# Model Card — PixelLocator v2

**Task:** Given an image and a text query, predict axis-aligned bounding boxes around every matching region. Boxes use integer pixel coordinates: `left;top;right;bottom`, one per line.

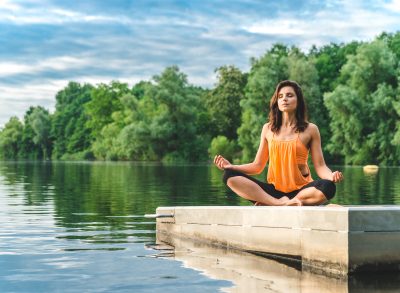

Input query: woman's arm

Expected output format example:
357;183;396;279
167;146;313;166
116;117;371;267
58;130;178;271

309;124;343;182
214;123;269;175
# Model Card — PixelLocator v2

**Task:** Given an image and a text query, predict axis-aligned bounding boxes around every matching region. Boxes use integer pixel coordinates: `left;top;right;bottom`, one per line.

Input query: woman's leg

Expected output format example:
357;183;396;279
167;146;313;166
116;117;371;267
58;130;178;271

226;176;285;205
223;169;301;206
293;187;327;205
293;179;336;205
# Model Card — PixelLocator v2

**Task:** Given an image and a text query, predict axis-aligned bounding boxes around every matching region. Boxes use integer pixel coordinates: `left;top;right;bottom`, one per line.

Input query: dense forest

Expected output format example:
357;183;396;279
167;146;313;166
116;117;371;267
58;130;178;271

1;32;400;165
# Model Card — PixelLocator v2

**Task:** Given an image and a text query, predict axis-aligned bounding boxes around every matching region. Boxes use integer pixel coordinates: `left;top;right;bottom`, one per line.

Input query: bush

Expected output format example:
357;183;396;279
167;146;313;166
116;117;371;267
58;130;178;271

208;136;237;162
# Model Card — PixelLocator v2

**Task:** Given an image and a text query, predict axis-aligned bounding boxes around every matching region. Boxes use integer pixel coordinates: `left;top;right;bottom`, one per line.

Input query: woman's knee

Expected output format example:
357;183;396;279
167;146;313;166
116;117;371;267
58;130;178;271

315;189;328;204
222;168;242;185
317;179;336;201
295;187;328;205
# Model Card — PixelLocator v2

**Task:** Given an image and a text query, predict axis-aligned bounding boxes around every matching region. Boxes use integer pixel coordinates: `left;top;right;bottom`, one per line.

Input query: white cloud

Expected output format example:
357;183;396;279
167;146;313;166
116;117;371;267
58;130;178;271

245;20;306;36
0;84;55;126
0;0;21;11
383;0;400;12
241;2;400;54
0;56;92;77
0;5;131;25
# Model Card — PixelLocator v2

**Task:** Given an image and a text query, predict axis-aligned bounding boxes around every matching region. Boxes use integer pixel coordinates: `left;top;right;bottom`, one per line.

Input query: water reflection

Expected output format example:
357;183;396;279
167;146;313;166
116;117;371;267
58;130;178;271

155;235;400;293
333;166;400;205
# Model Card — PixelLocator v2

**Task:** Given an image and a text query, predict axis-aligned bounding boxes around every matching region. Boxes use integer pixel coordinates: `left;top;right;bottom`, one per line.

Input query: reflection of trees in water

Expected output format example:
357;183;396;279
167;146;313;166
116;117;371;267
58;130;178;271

331;166;400;205
0;162;245;231
0;161;54;205
1;162;399;228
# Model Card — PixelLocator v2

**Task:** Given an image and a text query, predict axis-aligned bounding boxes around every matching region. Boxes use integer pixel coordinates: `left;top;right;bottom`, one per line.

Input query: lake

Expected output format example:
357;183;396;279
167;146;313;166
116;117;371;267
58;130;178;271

0;161;399;292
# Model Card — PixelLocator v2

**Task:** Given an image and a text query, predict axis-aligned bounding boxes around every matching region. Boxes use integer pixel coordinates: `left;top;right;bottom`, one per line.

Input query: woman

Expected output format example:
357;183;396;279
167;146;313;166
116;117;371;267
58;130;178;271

214;80;343;206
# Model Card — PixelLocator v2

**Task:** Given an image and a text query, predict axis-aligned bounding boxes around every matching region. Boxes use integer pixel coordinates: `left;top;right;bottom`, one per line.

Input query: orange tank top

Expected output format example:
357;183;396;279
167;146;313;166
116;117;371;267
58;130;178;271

267;133;313;192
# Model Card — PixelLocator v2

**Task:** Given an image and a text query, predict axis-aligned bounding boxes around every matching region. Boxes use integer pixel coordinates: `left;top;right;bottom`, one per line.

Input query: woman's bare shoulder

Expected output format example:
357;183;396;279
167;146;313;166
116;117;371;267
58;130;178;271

262;122;272;139
306;123;320;136
263;122;272;133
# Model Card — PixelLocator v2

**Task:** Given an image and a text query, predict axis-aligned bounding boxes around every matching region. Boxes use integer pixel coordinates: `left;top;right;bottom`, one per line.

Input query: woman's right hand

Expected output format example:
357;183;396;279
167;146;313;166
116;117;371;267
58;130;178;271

213;155;232;170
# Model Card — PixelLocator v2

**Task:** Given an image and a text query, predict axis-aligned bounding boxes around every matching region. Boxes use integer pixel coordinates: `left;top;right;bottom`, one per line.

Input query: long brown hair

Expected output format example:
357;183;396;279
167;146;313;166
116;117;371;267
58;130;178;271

269;80;309;133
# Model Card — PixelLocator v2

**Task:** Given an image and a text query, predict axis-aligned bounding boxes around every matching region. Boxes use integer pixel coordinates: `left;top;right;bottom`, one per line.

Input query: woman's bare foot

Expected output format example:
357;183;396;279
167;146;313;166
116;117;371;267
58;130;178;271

284;198;303;206
255;196;290;206
280;196;290;203
254;196;302;206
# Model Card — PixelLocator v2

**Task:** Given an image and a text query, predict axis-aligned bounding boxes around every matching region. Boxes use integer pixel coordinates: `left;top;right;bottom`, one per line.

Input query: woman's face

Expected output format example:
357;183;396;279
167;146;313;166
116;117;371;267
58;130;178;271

277;86;297;113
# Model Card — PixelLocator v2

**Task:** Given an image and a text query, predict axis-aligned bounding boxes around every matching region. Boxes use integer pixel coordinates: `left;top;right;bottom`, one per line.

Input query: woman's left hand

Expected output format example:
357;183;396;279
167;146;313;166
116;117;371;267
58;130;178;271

332;171;344;183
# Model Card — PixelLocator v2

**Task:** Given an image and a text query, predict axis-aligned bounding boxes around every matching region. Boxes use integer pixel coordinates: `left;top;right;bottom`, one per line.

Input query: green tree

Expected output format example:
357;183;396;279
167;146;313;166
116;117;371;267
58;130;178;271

91;122;121;160
86;81;131;159
27;106;52;159
205;65;247;139
131;81;152;100
113;90;160;160
91;69;208;162
340;40;397;97
52;82;93;158
0;117;24;159
325;85;369;164
19;107;39;159
378;31;400;60
85;81;130;139
148;66;205;161
311;41;360;94
208;136;236;161
367;84;400;164
324;40;399;165
91;82;157;160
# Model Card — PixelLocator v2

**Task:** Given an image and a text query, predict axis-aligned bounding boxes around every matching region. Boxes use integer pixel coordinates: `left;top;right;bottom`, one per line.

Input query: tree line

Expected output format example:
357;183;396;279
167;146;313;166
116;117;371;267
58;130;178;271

1;32;400;165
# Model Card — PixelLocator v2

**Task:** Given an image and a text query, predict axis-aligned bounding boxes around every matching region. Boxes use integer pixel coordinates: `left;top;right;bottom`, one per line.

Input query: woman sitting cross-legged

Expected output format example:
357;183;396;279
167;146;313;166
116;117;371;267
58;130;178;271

214;80;343;206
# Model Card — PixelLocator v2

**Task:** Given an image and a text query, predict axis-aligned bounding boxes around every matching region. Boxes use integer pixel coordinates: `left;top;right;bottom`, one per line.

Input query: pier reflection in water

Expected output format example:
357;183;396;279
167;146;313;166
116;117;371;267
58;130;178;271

154;234;400;293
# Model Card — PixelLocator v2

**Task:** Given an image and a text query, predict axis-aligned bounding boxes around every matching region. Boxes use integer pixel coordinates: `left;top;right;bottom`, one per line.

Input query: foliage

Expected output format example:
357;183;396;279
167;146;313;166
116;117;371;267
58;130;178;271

20;107;40;159
204;65;247;139
85;81;130;139
208;136;237;162
0;117;23;159
52;82;93;158
27;106;52;159
148;66;207;161
324;40;400;165
310;41;360;93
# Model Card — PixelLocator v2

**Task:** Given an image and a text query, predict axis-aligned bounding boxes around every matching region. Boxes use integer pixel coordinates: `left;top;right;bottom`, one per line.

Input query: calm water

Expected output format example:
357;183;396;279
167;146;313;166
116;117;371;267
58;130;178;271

0;161;399;292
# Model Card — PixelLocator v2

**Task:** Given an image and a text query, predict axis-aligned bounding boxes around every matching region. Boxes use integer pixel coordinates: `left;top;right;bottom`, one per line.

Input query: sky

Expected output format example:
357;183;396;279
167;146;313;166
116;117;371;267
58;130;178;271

0;0;400;127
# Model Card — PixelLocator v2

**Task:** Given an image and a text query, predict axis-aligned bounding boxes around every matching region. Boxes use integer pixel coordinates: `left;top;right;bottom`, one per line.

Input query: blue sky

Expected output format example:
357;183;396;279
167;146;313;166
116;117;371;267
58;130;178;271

0;0;400;126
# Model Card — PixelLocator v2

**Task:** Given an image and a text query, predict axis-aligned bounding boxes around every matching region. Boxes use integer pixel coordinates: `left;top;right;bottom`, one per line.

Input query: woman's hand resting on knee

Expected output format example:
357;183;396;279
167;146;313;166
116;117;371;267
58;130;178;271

332;171;344;183
214;155;233;170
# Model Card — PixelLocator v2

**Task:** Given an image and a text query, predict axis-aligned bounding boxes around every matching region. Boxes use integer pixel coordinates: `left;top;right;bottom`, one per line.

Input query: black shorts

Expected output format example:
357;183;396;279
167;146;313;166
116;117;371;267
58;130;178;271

223;169;336;201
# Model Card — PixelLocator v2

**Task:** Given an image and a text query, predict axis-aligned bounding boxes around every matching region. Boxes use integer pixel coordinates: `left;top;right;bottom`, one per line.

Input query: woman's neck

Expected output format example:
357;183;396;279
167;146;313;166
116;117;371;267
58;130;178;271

281;112;297;128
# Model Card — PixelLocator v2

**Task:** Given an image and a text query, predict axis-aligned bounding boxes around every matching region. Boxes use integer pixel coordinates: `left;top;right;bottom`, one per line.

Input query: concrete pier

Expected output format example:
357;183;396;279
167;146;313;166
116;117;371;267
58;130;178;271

155;206;400;276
